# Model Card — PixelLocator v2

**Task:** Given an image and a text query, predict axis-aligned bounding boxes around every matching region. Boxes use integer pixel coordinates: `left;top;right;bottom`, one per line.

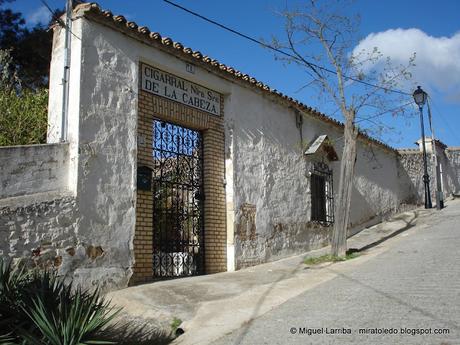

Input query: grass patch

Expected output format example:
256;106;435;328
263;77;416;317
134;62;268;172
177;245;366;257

304;252;360;265
171;317;182;333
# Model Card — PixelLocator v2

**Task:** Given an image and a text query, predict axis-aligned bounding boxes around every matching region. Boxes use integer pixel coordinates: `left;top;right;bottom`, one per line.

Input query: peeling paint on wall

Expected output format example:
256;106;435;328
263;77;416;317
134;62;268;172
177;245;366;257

0;143;69;199
235;219;331;270
236;203;257;241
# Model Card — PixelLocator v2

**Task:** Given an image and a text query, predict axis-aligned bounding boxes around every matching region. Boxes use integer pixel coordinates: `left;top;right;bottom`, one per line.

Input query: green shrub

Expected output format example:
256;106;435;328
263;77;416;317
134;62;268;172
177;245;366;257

0;259;120;345
0;87;48;146
0;49;49;147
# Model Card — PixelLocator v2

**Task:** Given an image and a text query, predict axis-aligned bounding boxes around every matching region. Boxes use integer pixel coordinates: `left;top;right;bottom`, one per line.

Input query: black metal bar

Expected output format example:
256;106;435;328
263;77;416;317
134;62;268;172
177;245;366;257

418;106;432;209
152;119;204;278
311;162;334;226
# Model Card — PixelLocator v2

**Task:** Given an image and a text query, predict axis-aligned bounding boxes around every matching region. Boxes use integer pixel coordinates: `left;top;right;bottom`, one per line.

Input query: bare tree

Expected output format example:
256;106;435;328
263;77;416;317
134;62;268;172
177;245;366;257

270;0;414;256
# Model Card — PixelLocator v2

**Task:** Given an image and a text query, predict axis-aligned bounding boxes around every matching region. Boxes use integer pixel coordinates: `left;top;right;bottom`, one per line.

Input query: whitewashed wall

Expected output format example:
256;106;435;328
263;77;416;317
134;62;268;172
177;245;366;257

224;84;416;268
44;14;235;289
0;143;69;199
1;16;137;291
46;17;138;289
351;144;415;230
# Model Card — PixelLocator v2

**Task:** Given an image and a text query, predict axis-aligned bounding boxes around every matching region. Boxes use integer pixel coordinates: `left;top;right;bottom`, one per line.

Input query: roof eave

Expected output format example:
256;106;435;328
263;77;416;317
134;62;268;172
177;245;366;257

72;2;398;155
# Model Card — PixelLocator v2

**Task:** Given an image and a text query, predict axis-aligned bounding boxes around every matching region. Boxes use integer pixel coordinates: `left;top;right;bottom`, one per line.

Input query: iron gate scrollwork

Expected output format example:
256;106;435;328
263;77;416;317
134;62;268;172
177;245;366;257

310;161;334;225
152;120;204;278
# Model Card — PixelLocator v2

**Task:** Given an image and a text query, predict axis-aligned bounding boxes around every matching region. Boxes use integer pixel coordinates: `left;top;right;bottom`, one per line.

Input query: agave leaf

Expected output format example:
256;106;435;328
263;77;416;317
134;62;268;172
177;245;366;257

0;332;17;345
21;297;61;345
1;261;121;345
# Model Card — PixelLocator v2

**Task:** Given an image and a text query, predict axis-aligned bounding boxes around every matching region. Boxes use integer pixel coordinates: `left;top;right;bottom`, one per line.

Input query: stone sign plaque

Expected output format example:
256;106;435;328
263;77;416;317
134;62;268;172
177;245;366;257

140;63;221;116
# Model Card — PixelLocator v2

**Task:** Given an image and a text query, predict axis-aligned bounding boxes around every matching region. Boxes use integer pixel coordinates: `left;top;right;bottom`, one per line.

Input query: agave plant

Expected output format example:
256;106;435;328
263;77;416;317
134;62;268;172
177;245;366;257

20;285;119;345
0;259;120;345
0;259;31;343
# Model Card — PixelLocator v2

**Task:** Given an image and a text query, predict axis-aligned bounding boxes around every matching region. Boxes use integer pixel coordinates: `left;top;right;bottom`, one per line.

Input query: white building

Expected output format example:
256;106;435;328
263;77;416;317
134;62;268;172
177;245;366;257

1;3;459;291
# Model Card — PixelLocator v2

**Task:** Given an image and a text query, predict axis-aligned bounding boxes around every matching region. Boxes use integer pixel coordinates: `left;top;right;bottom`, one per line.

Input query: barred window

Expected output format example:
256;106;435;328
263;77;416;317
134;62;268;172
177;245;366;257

310;162;334;225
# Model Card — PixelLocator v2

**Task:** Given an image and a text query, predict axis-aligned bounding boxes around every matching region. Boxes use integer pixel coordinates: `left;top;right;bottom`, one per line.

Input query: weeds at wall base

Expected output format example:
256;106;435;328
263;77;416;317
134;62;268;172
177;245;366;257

303;252;360;266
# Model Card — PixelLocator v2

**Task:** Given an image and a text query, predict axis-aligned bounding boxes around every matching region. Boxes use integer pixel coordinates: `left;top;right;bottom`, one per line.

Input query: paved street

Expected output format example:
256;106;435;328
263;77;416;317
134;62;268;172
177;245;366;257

213;199;460;345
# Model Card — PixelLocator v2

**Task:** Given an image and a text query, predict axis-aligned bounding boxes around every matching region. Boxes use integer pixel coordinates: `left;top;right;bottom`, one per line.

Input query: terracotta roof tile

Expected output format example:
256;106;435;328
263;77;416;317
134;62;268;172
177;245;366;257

151;32;161;40
138;26;149;35
161;37;173;45
113;15;126;24
73;2;397;154
173;42;183;50
193;51;203;59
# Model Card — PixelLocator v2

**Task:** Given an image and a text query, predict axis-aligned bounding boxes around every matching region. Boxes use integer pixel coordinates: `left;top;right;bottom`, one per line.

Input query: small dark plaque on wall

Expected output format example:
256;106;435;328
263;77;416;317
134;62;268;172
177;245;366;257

137;166;152;191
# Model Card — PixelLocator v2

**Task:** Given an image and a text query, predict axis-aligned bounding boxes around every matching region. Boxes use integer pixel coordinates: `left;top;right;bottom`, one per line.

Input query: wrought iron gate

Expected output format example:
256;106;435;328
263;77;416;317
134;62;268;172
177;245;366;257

152;120;204;278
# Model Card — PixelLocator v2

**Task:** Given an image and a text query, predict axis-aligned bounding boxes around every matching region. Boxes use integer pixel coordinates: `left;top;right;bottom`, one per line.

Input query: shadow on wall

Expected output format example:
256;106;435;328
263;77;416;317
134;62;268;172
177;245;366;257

348;185;384;237
349;148;419;234
234;114;298;164
347;184;416;238
397;152;429;203
231;88;345;164
397;158;419;204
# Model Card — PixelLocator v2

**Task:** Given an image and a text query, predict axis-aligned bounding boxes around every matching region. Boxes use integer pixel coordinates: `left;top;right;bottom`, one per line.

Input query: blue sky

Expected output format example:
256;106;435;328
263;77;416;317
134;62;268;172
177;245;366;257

9;0;460;148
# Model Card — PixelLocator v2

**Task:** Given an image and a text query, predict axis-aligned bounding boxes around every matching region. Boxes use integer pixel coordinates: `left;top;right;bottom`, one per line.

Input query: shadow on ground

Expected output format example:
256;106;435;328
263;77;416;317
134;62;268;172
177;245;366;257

230;261;304;344
354;210;420;253
326;267;460;332
232;210;423;344
101;315;174;345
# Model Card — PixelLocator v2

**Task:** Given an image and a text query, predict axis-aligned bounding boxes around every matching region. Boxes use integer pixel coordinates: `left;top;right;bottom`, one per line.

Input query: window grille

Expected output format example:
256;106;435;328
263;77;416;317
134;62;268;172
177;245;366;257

310;162;334;225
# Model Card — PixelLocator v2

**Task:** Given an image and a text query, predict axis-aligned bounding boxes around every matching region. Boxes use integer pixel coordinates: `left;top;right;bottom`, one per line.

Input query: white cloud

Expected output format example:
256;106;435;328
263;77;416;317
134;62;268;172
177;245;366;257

352;28;460;101
27;6;51;26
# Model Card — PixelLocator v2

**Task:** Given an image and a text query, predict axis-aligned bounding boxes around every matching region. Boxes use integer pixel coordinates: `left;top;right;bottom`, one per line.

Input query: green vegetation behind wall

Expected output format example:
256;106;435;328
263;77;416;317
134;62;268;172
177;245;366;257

0;87;48;146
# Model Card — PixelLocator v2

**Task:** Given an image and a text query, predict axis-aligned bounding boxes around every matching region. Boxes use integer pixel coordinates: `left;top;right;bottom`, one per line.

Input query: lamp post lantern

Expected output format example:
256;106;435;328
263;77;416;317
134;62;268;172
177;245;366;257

413;86;432;209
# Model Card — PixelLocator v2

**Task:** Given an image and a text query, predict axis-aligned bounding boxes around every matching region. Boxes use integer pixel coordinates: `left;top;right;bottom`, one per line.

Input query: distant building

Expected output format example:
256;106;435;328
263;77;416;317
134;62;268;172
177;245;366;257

415;137;447;154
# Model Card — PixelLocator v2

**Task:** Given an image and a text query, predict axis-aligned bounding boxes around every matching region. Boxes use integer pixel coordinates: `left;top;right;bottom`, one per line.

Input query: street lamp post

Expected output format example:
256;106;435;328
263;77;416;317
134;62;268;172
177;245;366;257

413;86;432;209
427;101;444;210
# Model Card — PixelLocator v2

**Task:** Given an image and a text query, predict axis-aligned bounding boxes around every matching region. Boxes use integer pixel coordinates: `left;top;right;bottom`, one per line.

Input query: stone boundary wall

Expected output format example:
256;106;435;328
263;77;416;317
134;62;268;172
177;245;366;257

0;195;77;269
0;195;128;292
445;148;460;195
398;148;460;203
397;150;429;203
0;143;69;199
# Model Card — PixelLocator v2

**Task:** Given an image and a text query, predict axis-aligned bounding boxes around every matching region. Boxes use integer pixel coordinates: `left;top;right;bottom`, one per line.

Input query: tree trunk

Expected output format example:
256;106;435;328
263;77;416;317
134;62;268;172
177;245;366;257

331;114;358;257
